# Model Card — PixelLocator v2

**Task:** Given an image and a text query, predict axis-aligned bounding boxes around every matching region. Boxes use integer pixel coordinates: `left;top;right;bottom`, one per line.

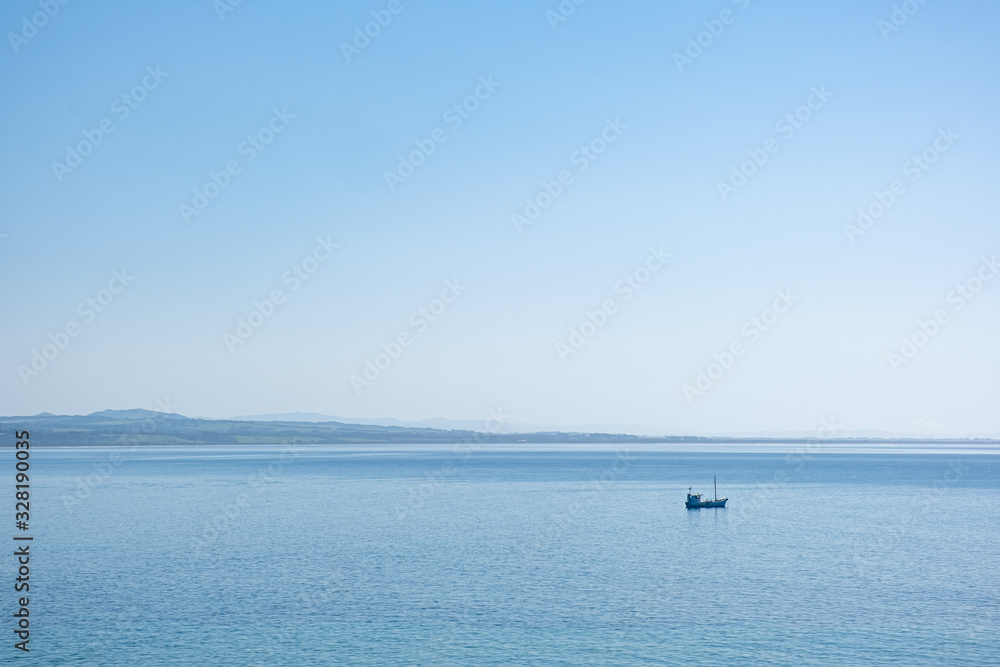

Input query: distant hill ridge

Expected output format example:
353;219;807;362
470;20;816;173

0;410;998;447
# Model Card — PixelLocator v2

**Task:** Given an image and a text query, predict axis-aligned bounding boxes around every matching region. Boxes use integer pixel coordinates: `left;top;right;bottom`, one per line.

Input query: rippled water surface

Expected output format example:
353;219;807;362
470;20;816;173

23;446;1000;665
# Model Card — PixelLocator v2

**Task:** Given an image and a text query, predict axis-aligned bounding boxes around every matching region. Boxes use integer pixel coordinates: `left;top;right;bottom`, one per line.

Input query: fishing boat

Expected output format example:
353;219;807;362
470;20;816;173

685;476;728;509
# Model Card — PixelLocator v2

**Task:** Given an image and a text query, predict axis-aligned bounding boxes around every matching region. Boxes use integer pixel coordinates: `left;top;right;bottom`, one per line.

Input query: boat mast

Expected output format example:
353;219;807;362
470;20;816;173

714;476;717;500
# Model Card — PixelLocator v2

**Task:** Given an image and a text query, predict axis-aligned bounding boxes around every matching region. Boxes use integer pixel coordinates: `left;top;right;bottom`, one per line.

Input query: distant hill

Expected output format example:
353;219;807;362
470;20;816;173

0;410;656;447
1;410;998;447
228;413;988;440
90;409;189;421
230;412;497;431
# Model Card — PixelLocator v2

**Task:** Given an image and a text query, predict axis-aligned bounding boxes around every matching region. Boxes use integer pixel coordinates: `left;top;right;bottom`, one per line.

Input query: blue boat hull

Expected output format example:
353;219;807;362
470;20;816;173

686;498;727;509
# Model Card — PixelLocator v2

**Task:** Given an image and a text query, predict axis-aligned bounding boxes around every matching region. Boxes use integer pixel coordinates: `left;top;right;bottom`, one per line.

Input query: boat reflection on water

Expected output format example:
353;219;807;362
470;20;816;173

685;476;728;509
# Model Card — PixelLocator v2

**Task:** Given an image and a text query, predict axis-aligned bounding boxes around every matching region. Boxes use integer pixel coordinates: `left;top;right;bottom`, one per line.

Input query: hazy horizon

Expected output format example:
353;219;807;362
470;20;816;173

2;1;998;438
4;407;1000;441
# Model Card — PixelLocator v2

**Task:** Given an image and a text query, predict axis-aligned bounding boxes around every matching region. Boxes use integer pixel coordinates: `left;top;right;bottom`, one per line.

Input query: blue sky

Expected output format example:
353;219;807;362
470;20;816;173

1;0;998;436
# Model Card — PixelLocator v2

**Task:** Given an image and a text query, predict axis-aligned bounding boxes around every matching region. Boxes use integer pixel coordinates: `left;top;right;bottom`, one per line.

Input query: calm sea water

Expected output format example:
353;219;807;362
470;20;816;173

19;445;1000;665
